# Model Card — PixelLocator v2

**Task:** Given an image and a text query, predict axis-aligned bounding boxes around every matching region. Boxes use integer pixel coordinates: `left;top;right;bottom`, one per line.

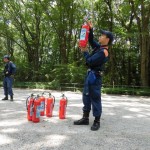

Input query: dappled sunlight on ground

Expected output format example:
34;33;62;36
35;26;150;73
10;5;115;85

0;134;16;145
0;88;150;150
1;128;18;133
44;134;68;147
0;119;27;127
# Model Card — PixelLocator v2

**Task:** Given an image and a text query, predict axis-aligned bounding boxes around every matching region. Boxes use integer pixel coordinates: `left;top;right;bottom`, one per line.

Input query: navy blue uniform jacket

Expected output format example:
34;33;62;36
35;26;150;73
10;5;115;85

4;61;16;77
83;28;108;71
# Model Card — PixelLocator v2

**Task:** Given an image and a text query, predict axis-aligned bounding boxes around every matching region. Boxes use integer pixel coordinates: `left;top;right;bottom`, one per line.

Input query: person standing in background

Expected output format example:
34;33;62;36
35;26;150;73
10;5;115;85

2;55;16;101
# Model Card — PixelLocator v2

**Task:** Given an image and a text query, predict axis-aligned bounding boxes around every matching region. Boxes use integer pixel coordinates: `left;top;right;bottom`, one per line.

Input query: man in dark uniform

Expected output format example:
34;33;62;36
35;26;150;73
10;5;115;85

74;21;114;131
2;55;16;101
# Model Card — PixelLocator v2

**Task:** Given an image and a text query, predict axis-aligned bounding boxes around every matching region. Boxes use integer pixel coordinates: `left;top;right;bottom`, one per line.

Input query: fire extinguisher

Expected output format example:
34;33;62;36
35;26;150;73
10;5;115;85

46;93;55;117
79;23;90;48
39;93;45;116
59;94;68;119
32;95;41;123
26;94;34;121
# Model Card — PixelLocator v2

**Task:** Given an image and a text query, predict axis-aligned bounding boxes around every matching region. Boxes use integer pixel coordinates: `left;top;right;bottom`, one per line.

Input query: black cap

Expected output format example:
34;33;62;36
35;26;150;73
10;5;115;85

3;55;10;59
100;30;114;45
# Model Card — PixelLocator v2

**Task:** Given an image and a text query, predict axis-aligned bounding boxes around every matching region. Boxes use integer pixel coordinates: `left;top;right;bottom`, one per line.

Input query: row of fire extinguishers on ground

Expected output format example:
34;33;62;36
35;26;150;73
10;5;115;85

26;92;68;123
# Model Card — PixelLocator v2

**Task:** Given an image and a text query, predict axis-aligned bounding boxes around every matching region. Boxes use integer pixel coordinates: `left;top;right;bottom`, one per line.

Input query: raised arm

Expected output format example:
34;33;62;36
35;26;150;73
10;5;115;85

87;21;100;50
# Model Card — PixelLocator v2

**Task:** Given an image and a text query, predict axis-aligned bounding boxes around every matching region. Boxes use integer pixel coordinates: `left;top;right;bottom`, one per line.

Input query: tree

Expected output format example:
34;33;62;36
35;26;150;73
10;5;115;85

0;0;149;87
129;0;150;86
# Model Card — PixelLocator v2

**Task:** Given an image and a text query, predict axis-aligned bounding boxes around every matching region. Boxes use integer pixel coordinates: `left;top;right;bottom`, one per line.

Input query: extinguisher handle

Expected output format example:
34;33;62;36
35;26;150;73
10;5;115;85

48;92;52;97
62;94;68;107
48;92;55;106
43;91;52;96
26;93;35;110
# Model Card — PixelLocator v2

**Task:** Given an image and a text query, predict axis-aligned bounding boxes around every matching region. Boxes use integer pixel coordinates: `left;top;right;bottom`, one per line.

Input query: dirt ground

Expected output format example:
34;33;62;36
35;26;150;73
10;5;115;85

0;88;150;150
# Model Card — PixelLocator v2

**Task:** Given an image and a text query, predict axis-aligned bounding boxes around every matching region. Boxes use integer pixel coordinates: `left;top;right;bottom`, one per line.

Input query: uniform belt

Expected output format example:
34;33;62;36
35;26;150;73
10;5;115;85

87;69;103;76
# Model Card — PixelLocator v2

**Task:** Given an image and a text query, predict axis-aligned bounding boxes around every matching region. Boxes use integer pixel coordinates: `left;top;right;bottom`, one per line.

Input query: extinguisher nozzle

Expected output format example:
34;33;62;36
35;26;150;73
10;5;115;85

31;93;34;97
49;93;51;97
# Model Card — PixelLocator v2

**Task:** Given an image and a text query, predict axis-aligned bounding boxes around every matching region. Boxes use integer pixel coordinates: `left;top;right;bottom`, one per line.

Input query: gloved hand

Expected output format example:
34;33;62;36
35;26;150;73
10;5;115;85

79;46;88;52
78;41;89;52
86;20;93;29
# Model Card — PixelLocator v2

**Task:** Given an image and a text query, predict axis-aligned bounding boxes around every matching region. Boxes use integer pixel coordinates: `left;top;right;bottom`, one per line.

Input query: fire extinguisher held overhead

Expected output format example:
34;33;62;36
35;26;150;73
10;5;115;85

39;93;45;116
59;94;68;119
79;21;90;48
32;95;41;123
26;94;34;121
46;93;55;117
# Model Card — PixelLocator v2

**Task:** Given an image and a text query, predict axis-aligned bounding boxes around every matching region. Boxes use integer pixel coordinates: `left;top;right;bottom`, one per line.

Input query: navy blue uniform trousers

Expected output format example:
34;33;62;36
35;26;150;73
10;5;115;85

3;76;14;96
82;72;102;117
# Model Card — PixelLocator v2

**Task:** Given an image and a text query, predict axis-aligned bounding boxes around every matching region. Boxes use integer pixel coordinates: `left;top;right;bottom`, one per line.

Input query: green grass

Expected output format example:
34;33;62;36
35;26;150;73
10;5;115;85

102;87;150;96
14;81;60;90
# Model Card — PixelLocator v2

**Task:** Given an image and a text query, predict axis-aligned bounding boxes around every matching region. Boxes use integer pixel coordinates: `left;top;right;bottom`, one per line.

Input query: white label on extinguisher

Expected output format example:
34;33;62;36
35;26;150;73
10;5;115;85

36;106;40;118
40;101;45;112
80;28;86;40
30;105;33;116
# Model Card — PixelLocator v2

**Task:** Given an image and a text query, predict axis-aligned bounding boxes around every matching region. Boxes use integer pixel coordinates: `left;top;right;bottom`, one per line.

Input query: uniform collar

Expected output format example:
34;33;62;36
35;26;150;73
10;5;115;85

100;45;108;50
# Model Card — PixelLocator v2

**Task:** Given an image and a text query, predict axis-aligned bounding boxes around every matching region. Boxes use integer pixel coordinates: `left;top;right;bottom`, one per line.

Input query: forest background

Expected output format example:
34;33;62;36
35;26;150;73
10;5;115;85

0;0;150;94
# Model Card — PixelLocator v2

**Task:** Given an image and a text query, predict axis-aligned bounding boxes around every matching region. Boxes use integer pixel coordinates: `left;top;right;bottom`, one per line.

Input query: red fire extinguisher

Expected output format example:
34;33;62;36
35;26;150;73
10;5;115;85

39;93;45;116
32;95;41;123
79;23;90;48
59;94;68;119
26;94;34;121
46;93;55;117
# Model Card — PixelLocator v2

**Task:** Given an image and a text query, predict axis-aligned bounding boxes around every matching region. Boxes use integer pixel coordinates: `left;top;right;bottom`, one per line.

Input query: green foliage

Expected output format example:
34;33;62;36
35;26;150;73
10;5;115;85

13;81;60;90
1;81;148;96
102;87;150;96
51;64;86;84
0;0;149;86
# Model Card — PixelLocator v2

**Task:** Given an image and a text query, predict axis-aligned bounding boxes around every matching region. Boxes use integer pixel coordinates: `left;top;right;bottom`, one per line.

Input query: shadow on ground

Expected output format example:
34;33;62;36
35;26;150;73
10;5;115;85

0;88;150;150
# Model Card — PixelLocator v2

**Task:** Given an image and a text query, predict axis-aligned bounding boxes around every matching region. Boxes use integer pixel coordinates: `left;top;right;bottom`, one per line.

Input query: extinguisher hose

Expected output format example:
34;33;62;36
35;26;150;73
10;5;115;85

26;94;34;111
31;98;36;112
66;97;68;107
26;96;30;111
53;96;55;108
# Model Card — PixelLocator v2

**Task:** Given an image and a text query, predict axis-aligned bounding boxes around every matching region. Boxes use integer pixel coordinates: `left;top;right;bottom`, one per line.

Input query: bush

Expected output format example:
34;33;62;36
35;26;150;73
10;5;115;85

102;87;150;96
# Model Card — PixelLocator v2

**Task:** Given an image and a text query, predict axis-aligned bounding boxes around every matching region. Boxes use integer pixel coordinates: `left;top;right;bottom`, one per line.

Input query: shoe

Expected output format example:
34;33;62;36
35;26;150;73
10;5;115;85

2;96;8;101
74;111;89;125
10;95;13;101
74;118;89;125
91;121;100;131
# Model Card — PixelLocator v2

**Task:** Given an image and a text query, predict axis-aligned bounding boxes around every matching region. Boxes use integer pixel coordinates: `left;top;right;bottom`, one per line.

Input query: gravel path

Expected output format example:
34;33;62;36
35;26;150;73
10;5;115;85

0;88;150;150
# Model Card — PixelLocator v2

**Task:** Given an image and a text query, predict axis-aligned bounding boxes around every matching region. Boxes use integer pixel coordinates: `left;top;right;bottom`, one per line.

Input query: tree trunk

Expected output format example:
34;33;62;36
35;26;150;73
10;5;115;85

140;0;150;86
141;30;150;86
105;0;115;85
129;0;150;86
